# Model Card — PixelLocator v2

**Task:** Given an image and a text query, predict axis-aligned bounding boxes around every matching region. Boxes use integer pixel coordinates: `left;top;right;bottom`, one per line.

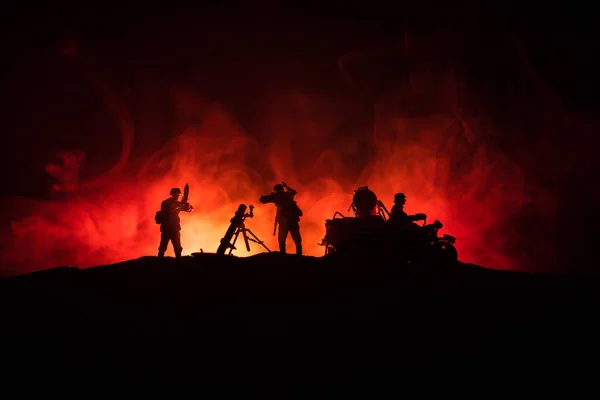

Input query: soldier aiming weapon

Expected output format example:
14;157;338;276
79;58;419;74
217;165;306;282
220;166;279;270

260;181;303;255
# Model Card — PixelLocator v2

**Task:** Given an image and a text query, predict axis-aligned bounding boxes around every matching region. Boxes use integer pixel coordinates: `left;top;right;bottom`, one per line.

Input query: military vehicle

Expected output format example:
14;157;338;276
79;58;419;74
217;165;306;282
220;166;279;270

319;186;458;264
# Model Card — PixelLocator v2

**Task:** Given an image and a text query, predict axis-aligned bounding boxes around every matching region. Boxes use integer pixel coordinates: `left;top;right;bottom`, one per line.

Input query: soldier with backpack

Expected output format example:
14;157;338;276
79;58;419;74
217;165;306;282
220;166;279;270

154;184;193;258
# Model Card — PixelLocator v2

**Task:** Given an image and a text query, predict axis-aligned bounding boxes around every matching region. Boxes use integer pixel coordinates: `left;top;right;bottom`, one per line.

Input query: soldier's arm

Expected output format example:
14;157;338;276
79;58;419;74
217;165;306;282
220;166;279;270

171;201;192;212
180;203;193;212
282;181;297;196
259;194;275;204
408;213;427;221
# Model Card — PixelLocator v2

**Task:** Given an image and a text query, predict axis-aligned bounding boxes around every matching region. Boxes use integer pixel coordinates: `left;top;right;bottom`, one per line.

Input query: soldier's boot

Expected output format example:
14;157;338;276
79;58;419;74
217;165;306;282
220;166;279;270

296;244;302;256
174;244;183;259
158;252;165;258
279;243;287;254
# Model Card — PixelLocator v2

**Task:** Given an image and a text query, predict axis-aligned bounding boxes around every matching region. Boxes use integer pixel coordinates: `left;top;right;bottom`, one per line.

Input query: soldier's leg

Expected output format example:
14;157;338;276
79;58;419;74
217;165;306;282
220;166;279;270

277;219;289;254
158;231;170;257
289;223;302;255
172;231;183;258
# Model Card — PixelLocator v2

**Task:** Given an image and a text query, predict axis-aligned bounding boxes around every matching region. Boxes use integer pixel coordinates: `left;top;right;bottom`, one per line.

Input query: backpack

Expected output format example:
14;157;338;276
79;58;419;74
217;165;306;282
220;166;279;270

293;201;303;217
285;201;303;219
154;210;164;224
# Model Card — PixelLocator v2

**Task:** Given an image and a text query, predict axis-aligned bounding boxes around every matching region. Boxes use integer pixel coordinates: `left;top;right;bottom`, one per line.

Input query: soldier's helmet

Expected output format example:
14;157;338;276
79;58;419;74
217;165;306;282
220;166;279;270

394;192;407;203
170;188;182;195
273;184;284;192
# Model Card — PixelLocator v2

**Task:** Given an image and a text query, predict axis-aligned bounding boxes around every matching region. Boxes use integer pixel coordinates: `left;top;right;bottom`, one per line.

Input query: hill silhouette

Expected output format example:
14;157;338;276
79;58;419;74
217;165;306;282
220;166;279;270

2;252;600;389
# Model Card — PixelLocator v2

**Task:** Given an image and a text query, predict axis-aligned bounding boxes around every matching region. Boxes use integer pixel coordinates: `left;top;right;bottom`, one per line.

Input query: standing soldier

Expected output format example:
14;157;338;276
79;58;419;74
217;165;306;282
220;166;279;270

259;182;303;255
155;186;193;258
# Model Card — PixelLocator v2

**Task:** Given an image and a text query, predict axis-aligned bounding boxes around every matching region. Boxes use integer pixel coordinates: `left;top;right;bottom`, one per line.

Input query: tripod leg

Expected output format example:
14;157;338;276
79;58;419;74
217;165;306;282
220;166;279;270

245;229;271;253
242;229;251;252
229;228;242;256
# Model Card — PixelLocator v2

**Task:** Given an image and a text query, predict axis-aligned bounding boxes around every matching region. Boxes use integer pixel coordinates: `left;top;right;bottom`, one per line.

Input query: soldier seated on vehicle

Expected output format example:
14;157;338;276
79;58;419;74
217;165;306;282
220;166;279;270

389;193;427;228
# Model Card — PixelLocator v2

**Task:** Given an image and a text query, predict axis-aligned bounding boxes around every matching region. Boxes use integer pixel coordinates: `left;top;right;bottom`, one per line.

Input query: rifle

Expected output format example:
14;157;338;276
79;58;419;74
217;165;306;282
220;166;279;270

273;212;279;236
156;183;193;224
182;183;189;204
176;183;194;212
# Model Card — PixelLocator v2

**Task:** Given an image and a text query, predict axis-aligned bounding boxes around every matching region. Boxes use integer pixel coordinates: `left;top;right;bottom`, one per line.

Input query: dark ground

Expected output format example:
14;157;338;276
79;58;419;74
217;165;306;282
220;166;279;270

2;253;599;391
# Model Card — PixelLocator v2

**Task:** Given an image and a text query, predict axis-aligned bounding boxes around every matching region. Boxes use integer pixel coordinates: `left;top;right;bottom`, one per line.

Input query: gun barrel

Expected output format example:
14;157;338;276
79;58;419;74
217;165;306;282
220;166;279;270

216;204;248;255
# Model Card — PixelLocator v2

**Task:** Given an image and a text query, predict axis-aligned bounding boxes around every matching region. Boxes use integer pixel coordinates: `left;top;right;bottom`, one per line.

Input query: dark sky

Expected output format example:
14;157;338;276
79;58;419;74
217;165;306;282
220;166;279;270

3;2;598;98
1;2;598;199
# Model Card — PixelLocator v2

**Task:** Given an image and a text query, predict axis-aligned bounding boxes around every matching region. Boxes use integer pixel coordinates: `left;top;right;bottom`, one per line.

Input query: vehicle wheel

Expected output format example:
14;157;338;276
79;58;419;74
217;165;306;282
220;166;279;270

431;241;458;264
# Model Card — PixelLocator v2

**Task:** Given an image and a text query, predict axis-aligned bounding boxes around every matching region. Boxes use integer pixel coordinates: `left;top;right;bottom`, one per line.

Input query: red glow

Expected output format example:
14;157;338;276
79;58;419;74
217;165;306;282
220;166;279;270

0;36;567;276
2;100;533;275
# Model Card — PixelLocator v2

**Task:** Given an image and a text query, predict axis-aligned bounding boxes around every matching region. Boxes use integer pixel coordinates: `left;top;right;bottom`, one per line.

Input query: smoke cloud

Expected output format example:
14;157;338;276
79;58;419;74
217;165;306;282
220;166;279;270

0;30;591;277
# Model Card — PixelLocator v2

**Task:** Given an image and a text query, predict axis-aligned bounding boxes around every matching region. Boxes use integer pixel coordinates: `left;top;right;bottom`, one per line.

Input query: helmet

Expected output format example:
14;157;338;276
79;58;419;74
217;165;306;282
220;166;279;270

394;192;407;202
273;184;284;192
170;188;182;195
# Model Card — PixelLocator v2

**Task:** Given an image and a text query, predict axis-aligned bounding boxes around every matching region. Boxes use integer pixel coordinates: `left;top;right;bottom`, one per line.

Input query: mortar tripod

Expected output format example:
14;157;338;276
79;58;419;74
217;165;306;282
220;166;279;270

228;220;271;255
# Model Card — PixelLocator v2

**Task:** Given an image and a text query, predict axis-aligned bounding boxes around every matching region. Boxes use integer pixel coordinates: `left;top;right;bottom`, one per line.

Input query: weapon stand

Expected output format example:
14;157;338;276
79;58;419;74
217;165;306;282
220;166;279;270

225;205;271;255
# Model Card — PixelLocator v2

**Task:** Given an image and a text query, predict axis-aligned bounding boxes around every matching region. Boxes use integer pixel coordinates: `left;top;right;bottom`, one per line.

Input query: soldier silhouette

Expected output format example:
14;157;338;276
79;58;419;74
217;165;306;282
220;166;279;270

156;187;193;258
259;182;303;255
389;193;427;226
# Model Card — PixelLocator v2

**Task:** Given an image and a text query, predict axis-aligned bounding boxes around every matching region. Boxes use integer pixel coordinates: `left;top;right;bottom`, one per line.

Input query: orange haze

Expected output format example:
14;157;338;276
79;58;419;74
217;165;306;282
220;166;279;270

0;38;567;276
3;102;526;274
